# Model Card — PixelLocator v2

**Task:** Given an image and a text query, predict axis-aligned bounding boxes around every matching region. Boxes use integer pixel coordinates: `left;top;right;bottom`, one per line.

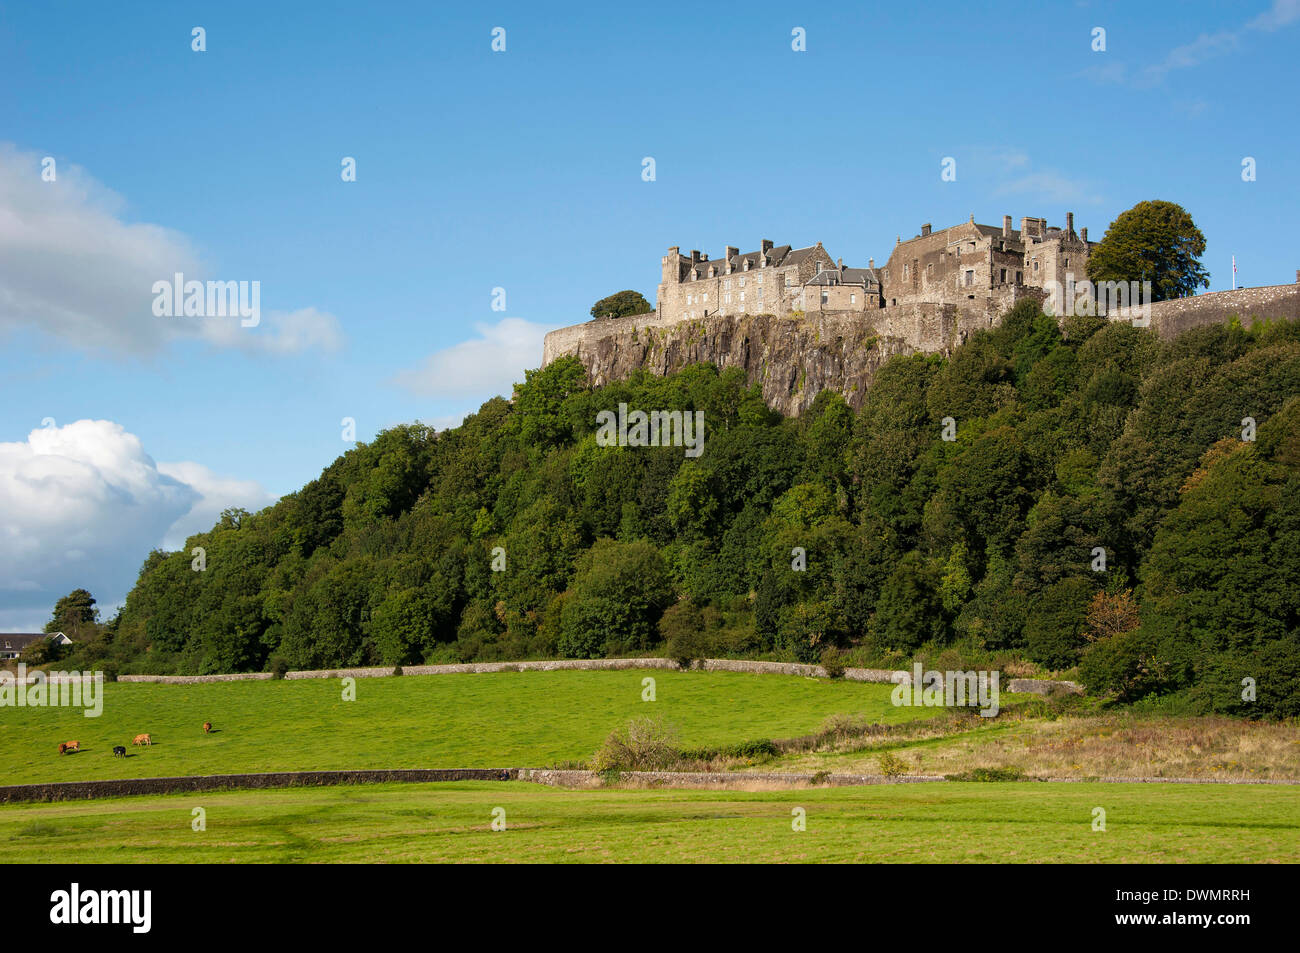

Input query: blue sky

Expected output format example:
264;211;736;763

1;0;1298;628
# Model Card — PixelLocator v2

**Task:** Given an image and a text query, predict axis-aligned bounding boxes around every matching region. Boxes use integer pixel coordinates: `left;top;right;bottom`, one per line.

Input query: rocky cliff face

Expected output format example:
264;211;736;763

548;311;919;417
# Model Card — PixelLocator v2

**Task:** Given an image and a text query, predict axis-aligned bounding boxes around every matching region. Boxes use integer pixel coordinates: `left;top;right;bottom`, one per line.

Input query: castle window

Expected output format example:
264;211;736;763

964;270;974;287
850;293;857;305
1016;271;1022;283
756;276;763;286
903;264;909;280
739;277;745;287
1033;259;1039;272
1000;268;1006;283
821;292;828;305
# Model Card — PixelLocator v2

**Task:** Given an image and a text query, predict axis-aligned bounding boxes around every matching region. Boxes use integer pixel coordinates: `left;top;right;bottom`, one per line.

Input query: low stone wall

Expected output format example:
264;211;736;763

1007;678;1083;695
116;659;1079;695
515;769;945;789
119;672;274;684
0;769;511;804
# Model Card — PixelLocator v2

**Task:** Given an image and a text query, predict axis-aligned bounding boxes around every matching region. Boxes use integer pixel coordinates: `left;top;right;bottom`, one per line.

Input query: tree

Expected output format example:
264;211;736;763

1086;200;1210;302
590;290;652;320
45;588;98;637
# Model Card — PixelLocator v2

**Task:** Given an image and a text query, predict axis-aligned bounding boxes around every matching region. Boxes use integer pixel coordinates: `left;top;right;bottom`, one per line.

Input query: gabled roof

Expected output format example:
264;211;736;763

0;632;64;652
685;242;821;279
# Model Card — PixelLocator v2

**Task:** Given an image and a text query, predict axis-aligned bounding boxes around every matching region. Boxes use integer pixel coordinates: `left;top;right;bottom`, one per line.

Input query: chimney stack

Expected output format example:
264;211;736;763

1081;227;1088;242
1066;212;1074;237
1003;215;1012;238
837;257;843;269
869;258;875;269
690;250;700;263
761;239;773;254
921;223;932;236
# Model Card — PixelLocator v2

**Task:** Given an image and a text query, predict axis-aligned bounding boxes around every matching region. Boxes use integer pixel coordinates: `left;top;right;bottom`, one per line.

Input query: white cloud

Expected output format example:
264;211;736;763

1138;1;1298;84
392;317;553;399
0;420;276;630
1249;0;1300;30
994;171;1105;206
0;143;341;356
156;461;278;550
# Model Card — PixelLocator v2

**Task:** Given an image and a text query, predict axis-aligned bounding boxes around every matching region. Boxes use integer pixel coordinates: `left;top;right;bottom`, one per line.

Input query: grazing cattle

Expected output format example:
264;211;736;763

113;745;127;757
203;722;212;734
64;740;80;752
57;743;67;755
133;733;151;746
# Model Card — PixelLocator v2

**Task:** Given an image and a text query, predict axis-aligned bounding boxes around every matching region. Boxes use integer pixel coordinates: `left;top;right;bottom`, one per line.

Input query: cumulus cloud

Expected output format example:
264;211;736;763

155;461;278;550
391;317;553;399
0;420;276;630
0;143;342;356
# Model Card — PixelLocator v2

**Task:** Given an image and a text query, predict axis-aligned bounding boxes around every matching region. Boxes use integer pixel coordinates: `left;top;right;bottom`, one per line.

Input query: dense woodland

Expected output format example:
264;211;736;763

53;302;1300;716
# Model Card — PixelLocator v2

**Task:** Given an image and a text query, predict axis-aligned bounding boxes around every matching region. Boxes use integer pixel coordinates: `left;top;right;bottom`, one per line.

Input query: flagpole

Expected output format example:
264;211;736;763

1232;255;1236;290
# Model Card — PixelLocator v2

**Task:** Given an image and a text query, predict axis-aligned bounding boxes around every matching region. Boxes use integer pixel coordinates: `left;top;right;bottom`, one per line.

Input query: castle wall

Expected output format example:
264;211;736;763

1108;281;1300;338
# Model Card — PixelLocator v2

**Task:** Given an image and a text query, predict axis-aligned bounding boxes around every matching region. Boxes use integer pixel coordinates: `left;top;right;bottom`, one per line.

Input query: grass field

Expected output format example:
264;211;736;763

0;670;938;784
762;713;1300;781
2;780;1297;863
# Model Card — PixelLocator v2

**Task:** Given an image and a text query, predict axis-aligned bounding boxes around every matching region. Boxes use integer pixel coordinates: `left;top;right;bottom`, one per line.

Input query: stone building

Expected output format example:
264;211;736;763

654;212;1093;325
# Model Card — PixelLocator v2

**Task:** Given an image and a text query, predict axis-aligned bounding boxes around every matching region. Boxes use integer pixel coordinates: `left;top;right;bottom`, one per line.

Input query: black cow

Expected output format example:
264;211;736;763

112;745;126;757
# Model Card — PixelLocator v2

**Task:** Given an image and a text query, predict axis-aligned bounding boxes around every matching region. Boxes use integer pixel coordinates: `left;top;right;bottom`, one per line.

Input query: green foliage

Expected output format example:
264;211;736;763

93;304;1300;718
1086;200;1210;301
590;290;652;320
591;715;680;772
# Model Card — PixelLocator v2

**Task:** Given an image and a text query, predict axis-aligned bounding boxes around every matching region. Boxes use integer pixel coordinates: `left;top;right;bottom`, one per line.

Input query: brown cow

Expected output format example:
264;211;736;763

64;740;80;752
203;722;212;734
133;733;151;746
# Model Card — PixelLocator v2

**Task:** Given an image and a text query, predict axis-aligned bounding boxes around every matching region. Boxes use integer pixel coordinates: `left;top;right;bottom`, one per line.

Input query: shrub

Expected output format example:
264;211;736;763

391;664;403;677
820;648;846;679
269;654;291;680
659;602;712;669
878;750;909;777
945;766;1026;782
592;715;680;772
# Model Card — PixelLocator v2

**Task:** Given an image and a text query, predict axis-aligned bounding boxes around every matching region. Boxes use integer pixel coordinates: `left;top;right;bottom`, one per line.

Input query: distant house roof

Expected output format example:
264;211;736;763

0;632;71;656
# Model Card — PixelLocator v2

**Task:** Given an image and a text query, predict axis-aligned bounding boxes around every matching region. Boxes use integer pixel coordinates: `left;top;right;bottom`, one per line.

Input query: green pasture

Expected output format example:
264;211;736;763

1;780;1294;863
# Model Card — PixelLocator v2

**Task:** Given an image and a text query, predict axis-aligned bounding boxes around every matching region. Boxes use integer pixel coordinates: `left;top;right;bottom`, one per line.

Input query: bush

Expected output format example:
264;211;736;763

592;715;680;772
269;654;291;680
660;602;713;669
945;766;1026;782
877;750;909;777
820;648;846;678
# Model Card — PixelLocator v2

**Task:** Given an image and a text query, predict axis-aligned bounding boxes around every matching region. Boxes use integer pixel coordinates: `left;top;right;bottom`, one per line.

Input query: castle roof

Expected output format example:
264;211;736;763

806;266;881;290
685;243;819;279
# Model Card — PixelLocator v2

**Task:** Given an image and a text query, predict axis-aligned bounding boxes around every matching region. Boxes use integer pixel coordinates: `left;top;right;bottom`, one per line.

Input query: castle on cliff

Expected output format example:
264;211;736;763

541;212;1300;415
656;212;1093;325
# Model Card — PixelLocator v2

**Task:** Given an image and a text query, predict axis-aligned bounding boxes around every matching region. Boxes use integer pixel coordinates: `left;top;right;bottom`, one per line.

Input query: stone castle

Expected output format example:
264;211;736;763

656;212;1092;326
541;212;1300;416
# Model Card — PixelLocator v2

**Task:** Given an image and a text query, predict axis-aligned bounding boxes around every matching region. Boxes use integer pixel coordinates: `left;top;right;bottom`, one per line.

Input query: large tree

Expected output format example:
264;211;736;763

590;290;651;319
45;588;98;636
1086;200;1210;302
